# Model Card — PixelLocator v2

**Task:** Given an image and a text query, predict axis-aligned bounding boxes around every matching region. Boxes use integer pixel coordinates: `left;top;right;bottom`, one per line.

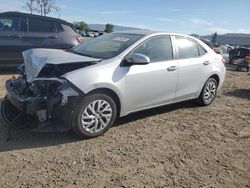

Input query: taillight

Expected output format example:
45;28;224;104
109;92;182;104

221;58;226;64
245;56;250;60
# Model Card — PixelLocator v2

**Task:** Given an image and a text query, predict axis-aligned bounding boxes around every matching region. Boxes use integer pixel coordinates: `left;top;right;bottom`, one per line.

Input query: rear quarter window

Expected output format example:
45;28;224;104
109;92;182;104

62;24;77;34
198;44;207;56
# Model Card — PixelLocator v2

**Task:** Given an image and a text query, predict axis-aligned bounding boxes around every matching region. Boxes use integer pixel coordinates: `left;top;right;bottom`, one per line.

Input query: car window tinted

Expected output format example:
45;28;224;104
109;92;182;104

133;36;173;62
0;17;25;32
73;33;143;59
28;18;57;32
176;37;199;59
55;23;63;32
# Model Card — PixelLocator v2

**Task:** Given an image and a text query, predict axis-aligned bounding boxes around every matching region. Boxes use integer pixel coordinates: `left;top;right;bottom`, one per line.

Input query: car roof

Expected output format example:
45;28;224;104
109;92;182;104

114;29;193;38
0;11;74;27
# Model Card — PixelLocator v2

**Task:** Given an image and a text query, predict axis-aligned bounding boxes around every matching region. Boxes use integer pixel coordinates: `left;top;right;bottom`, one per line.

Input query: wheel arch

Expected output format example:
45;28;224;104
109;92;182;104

209;74;220;86
87;88;121;117
198;73;220;97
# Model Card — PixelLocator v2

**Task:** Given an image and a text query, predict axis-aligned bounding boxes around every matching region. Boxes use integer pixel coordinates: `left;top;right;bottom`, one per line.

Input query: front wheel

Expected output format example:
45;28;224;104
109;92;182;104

198;78;218;106
72;93;117;138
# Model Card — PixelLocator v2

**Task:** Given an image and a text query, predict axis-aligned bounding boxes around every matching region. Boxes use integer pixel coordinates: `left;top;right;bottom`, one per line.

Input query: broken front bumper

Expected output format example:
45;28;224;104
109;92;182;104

5;80;50;114
1;77;83;135
4;78;81;122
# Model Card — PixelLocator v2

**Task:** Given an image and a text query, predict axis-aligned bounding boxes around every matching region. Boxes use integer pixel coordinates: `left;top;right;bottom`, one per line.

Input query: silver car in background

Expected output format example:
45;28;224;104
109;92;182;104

2;30;226;138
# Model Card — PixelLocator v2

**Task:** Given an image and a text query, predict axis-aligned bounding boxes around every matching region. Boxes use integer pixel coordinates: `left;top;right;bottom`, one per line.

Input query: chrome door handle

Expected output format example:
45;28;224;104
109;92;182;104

167;66;177;71
203;61;210;65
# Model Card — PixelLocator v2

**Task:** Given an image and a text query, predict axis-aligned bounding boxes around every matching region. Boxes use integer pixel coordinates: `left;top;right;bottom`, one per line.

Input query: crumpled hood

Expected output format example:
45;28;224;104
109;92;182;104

23;48;101;82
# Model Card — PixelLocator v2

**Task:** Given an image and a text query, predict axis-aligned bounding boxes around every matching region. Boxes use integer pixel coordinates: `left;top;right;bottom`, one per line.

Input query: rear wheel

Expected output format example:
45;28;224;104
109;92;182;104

72;93;117;138
198;78;218;106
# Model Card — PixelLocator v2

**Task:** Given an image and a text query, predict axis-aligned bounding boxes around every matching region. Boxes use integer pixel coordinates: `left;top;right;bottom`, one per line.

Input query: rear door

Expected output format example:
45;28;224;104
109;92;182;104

23;17;60;49
173;36;212;101
0;15;26;67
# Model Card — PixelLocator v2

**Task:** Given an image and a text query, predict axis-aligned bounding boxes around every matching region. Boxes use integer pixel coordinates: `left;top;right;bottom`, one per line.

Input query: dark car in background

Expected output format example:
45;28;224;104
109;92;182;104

0;12;81;69
229;47;250;71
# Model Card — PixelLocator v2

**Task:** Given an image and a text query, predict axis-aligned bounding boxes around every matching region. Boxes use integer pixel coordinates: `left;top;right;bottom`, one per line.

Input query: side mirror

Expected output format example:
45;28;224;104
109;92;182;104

130;53;150;65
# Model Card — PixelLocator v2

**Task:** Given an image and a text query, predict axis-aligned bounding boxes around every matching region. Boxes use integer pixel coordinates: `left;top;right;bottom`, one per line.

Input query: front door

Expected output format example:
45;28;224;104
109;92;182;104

123;35;178;113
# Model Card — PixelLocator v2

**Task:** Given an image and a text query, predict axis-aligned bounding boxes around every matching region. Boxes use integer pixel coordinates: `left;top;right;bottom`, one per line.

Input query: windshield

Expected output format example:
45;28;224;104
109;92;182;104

72;33;144;59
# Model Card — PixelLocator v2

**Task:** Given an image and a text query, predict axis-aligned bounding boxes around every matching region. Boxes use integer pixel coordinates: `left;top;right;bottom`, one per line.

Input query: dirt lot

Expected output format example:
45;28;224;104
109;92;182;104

0;68;249;188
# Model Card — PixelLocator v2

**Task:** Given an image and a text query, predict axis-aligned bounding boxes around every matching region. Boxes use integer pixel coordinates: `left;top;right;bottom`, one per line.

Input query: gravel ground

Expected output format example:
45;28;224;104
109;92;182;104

0;68;249;187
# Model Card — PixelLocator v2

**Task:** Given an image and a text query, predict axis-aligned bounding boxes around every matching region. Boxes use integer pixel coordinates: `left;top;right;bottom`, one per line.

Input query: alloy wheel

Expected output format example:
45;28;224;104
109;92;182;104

204;81;217;104
81;100;112;133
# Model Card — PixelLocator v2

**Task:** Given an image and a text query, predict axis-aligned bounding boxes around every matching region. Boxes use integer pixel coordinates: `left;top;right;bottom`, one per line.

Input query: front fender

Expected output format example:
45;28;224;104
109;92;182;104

62;63;127;116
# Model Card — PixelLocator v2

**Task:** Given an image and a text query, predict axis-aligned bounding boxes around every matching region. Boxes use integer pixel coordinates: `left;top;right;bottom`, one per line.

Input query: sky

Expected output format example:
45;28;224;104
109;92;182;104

1;0;250;35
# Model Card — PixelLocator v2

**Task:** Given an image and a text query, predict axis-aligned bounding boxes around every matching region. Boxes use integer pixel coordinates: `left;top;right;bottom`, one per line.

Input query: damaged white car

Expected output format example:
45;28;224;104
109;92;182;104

2;30;226;138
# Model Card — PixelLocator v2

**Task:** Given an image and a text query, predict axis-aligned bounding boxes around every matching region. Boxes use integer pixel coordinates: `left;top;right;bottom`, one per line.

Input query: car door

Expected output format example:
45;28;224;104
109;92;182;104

0;15;26;68
23;17;60;49
123;35;178;113
173;36;212;101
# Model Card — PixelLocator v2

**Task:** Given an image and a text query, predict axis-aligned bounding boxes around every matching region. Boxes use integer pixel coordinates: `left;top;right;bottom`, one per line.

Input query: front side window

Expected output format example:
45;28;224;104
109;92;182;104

72;33;143;59
28;18;57;32
175;37;200;59
0;17;25;32
133;36;173;62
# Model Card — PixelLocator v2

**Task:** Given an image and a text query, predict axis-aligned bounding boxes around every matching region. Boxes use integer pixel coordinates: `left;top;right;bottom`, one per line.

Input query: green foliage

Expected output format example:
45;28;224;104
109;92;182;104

105;23;114;33
74;21;89;31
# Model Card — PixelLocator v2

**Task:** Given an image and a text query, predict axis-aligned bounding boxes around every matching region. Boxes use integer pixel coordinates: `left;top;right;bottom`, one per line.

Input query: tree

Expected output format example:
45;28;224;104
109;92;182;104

36;0;60;16
105;23;114;33
23;0;60;16
211;32;218;43
73;21;89;32
24;0;38;14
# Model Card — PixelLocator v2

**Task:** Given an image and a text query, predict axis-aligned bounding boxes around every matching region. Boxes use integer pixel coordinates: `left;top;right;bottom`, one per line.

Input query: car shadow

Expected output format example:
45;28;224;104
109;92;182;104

0;98;198;153
115;100;197;126
225;89;250;100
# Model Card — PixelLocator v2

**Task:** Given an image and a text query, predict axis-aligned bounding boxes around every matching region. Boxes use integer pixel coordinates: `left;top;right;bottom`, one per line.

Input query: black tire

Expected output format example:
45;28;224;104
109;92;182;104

72;93;117;138
198;78;218;106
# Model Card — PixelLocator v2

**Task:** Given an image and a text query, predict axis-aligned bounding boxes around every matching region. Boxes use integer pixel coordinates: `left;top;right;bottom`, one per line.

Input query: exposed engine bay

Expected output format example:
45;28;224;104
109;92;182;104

1;49;101;133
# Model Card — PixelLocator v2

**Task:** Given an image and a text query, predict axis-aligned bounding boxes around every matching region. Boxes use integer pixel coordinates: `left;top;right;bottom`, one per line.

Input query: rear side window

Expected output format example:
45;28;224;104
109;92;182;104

0;17;25;32
62;24;77;34
175;37;199;59
55;23;63;32
133;36;173;62
28;18;57;32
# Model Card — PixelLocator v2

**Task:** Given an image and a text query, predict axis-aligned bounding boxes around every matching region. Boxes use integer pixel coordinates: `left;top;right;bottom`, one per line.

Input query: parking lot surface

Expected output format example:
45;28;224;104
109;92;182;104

0;69;249;187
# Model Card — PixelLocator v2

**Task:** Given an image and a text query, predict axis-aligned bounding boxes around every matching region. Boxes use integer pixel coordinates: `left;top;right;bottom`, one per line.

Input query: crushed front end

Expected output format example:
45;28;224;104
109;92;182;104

1;48;101;133
2;66;82;132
